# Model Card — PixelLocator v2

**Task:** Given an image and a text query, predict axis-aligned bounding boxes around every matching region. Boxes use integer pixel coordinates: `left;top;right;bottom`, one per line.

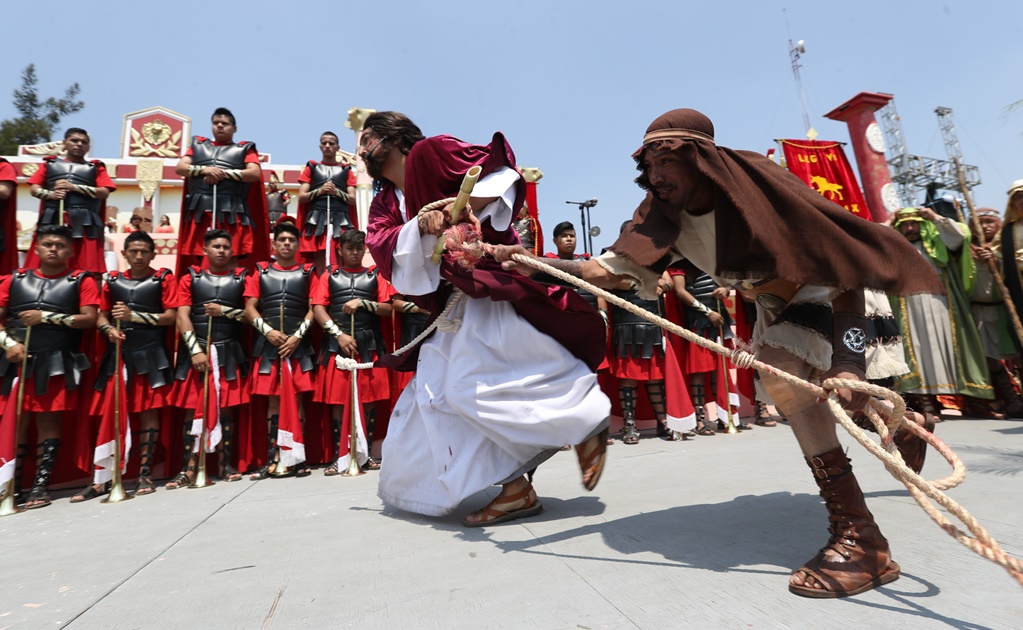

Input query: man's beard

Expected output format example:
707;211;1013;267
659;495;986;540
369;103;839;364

364;144;391;181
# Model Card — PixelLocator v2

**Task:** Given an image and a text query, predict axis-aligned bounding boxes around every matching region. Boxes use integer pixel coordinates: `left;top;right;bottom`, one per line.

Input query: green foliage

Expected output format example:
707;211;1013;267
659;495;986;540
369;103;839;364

0;64;84;155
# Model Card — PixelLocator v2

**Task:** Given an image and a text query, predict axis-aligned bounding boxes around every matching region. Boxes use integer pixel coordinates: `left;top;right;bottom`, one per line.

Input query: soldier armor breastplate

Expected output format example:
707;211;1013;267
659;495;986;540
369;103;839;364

328;268;379;332
40;160;104;238
609;287;663;360
107;271;167;352
305;162;353;236
323;267;384;360
43;160;101;213
6;271;83;352
185;139;252;224
400;311;430;347
188;268;246;346
258;264;312;334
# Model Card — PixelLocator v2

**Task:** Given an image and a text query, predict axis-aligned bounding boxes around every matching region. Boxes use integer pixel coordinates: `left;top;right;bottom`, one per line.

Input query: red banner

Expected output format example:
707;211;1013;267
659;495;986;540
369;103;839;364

780;140;872;221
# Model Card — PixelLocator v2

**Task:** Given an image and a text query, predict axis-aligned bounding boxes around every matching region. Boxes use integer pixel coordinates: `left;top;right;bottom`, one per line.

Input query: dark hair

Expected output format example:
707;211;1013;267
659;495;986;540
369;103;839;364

338;229;366;249
212;107;236;126
553;221;575;238
130;214;142;221
124;231;155;251
363;111;424;156
633;142;701;193
36;224;73;242
273;221;300;241
204;229;231;245
64;127;89;140
321;131;339;142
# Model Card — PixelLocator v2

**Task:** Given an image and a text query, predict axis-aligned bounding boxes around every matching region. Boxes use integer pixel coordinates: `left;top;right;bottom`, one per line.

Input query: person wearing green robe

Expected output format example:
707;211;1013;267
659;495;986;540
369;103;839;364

890;206;993;422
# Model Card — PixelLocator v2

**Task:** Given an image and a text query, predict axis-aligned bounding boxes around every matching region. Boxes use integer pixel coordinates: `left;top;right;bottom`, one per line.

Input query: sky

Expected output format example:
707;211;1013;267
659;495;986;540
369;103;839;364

3;0;1022;254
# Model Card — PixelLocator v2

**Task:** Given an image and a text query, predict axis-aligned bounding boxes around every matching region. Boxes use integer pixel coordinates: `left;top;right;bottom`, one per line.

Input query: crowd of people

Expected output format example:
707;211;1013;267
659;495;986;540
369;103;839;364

1;105;1022;601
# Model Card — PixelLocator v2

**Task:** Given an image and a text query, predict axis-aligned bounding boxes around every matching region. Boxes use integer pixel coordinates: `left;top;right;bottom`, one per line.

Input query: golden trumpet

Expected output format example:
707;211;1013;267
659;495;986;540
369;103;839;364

190;317;215;488
103;321;133;503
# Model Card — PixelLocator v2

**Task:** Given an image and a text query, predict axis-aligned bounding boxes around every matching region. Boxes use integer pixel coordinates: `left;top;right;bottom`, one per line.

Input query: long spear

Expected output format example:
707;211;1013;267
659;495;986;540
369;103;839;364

716;299;739;434
0;327;31;517
954;158;1023;351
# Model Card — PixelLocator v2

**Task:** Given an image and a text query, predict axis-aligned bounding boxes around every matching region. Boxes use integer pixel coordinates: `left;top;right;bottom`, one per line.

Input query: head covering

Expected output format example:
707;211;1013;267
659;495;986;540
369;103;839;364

610;108;944;296
893;207;975;294
1004;179;1023;223
975;207;1000;220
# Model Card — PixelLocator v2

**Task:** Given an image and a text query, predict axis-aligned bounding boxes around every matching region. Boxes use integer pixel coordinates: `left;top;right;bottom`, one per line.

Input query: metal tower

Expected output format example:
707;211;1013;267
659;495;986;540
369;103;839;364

877;100;981;207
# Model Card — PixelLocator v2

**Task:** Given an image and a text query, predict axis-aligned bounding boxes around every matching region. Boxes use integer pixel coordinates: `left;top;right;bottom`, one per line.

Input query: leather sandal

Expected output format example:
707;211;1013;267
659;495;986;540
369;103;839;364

362;457;381;471
71;482;109;503
24;487;52;510
249;464;275;481
165;469;195;490
133;476;156;496
462;484;543;528
575;427;609;491
323;463;340;476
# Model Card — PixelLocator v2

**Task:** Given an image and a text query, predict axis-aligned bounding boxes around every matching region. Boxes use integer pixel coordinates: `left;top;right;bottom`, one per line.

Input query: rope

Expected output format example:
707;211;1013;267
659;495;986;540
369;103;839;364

508;252;1023;588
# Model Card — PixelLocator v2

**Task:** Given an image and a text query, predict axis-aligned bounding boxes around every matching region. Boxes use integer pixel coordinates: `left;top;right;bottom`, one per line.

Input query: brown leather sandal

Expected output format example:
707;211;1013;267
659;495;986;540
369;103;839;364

575;427;609;491
462;484;543;528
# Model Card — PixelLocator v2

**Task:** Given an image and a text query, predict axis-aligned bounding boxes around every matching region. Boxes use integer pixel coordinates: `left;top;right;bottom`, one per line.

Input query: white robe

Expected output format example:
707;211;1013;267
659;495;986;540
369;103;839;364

377;168;610;517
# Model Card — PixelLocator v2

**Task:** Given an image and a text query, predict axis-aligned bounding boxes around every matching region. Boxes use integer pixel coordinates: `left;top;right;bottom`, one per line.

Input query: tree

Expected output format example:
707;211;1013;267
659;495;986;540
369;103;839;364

0;64;84;155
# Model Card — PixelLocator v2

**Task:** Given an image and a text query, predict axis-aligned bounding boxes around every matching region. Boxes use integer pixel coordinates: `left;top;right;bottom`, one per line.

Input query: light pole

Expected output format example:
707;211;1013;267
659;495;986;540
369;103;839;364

565;198;598;255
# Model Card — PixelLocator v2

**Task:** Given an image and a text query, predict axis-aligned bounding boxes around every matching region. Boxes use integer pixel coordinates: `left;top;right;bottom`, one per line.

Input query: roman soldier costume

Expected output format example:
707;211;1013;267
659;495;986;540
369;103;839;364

297;161;356;259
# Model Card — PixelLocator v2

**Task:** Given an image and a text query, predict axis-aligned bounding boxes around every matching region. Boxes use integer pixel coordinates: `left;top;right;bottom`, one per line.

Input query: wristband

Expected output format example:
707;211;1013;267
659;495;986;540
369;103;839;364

691;299;713;316
336;190;350;203
308;187;321;200
599;308;609;327
183;330;202;356
32;188;53;199
0;329;17;350
129;311;160;326
40;311;75;327
221;307;245;322
188;165;205;177
251;317;274;337
400;301;417;313
72;184;98;198
293;319;311;339
223;169;244;181
359;299;378;313
322;319;342;337
832;312;868;373
98;323;115;335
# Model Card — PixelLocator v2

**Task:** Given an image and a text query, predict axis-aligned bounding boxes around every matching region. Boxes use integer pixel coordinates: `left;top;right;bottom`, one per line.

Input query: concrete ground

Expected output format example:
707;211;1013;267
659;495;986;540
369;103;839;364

2;415;1021;630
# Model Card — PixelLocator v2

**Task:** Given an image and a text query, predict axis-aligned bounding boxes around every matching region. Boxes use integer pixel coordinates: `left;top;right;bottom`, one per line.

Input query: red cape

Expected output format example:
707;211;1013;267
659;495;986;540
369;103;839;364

0;159;18;275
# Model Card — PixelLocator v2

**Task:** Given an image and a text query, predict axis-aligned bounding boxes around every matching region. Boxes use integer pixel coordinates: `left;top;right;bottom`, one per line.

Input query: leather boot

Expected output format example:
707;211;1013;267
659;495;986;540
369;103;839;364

25;439;60;509
619;386;640;444
893;411;934;475
991;367;1023;419
790;446;901;598
219;420;240;481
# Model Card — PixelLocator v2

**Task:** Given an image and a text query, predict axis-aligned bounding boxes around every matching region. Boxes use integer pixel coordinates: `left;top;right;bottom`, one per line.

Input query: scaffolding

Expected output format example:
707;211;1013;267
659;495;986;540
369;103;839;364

877;100;981;208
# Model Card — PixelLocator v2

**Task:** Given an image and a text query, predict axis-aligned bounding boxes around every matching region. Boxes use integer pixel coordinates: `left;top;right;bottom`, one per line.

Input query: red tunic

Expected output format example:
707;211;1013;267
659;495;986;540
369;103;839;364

243;262;316;395
171;269;250;409
310;265;392;405
88;268;180;414
25;161;116;274
0;160;18;275
0;270;99;411
296;163;357;256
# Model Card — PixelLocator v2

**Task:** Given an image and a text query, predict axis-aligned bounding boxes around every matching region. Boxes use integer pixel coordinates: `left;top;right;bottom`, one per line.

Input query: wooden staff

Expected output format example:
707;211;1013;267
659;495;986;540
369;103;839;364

717;299;739;435
190;316;215;488
103;321;132;503
58;198;65;228
211;183;218;232
341;312;364;477
954;158;1023;350
431;166;482;263
0;327;31;517
325;195;332;268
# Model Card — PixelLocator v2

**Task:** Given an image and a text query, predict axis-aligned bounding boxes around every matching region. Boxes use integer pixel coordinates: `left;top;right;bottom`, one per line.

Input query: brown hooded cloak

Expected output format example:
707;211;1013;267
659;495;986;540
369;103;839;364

609;109;942;296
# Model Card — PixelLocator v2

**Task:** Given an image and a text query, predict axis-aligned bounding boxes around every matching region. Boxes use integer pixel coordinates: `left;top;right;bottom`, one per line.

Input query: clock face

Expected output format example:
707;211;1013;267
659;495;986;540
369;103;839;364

866;123;886;153
881;183;902;212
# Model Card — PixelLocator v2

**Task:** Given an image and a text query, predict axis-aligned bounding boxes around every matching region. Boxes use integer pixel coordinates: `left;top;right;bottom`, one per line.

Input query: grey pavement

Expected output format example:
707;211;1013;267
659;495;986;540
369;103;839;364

2;415;1022;630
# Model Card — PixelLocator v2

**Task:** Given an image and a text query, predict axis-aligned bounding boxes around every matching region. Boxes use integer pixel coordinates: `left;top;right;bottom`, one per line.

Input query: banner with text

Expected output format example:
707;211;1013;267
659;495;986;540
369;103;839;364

781;140;872;221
